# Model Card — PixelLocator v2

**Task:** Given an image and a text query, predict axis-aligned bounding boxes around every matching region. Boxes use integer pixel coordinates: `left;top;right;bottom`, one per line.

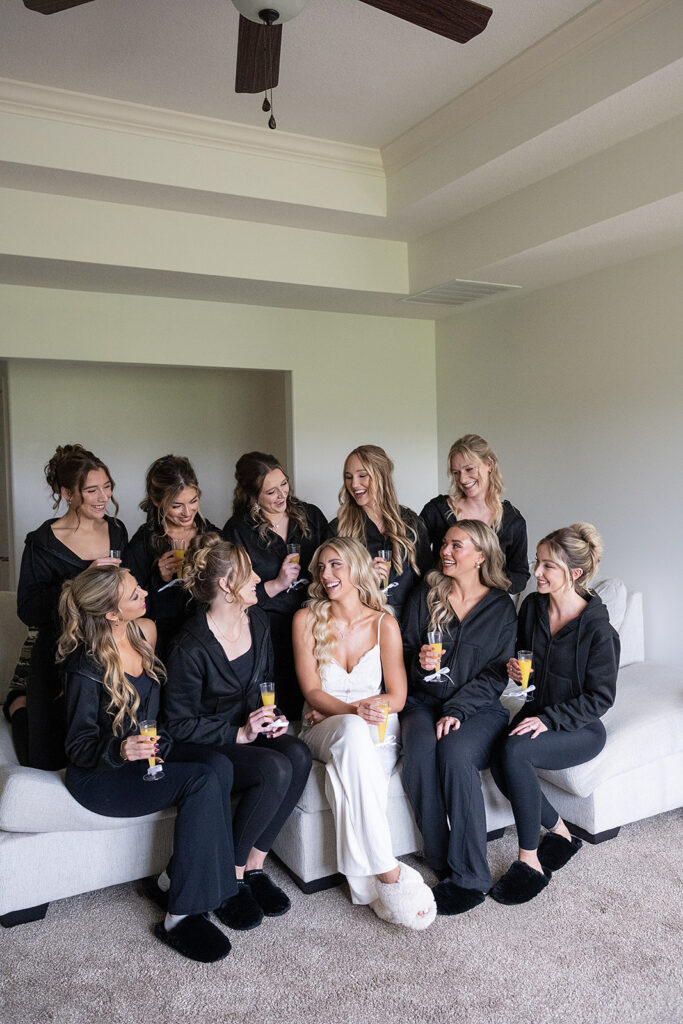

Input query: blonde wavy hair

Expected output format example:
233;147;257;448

537;522;603;597
337;444;419;576
426;520;510;633
447;434;504;530
57;566;164;737
183;532;254;609
305;537;388;667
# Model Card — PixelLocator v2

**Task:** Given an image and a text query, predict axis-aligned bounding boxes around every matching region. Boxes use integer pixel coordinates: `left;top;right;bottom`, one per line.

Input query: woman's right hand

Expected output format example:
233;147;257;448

507;658;522;682
419;644;441;672
372;556;390;584
120;734;160;763
158;549;181;583
271;554;301;594
237;705;279;743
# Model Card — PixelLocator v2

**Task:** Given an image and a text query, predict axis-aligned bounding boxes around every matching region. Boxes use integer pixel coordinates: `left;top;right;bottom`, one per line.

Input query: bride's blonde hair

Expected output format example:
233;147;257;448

305;537;387;667
57;566;164;736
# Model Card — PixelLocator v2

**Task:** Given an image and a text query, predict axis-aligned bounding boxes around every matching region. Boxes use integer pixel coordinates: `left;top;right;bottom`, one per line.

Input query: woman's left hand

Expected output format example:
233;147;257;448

263;715;289;739
436;716;460;740
509;716;548;739
304;708;328;726
356;698;387;725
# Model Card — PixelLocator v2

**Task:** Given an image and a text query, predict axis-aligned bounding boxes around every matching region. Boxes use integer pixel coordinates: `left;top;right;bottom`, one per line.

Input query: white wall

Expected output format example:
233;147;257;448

6;360;288;579
1;285;439;581
435;245;683;666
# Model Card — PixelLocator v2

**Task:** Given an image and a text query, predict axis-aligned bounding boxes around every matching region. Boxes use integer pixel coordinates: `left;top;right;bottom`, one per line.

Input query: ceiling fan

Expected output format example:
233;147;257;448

23;1;493;125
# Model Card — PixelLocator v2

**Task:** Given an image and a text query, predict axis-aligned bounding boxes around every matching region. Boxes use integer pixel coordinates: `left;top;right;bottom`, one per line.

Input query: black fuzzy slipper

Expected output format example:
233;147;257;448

244;870;291;917
433;879;486;915
489;861;551;905
140;876;169;913
538;832;583;871
153;915;231;963
214;882;264;931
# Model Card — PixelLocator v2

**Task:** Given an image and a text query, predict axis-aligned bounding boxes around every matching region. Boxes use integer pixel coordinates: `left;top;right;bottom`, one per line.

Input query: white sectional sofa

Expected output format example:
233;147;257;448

1;583;681;923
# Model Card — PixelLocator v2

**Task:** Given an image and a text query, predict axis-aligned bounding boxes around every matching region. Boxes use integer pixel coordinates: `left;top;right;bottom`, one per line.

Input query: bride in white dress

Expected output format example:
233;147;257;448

292;537;435;929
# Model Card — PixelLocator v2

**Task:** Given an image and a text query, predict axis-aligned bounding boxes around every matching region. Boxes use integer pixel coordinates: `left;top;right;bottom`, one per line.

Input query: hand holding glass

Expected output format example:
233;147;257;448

140;719;164;782
378;549;392;591
286;544;302;592
376;701;390;743
517;650;534;702
171;538;186;579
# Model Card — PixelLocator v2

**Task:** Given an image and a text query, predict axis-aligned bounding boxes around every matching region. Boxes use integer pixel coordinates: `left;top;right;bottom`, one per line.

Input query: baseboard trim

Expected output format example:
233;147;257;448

486;827;506;841
0;902;49;928
270;854;344;895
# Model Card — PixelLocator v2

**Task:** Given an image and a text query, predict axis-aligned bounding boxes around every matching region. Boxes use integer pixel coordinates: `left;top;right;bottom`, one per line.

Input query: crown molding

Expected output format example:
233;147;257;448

382;0;670;174
0;77;384;179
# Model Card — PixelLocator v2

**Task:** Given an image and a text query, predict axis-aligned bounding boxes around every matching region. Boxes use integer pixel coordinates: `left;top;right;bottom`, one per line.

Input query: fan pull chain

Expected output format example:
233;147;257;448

261;15;276;129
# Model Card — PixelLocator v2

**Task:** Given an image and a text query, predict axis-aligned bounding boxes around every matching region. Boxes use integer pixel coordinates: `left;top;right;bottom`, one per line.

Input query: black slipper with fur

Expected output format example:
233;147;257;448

153;915;231;962
140;876;169;913
214;882;264;931
489;861;551;905
244;870;291;917
538;832;583;871
432;879;486;915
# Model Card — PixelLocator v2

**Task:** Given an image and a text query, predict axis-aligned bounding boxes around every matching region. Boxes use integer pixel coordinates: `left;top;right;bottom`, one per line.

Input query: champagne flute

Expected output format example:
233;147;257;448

376;700;390;743
171;537;186;579
378;548;392;591
286;543;304;592
517;650;534;702
140;719;164;782
259;681;277;729
109;549;121;562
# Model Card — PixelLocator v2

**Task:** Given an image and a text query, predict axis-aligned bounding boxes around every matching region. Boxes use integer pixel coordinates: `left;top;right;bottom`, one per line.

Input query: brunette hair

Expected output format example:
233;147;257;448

336;444;419;576
232;451;310;545
45;444;119;518
183;532;254;608
139;454;207;553
537;523;603;596
426;520;510;632
305;537;388;667
57;566;164;736
446;434;504;530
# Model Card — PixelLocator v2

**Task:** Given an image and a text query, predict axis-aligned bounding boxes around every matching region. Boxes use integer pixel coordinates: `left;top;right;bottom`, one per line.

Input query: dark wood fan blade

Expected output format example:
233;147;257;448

357;0;492;44
23;0;97;12
235;15;282;94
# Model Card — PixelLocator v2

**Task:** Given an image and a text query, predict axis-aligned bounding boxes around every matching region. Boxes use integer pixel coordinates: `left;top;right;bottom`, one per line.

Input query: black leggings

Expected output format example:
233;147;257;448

65;745;238;916
490;718;606;849
205;733;312;865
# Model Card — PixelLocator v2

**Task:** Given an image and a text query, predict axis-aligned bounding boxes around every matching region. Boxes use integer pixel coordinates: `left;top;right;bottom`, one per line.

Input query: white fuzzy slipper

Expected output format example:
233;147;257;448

370;864;436;931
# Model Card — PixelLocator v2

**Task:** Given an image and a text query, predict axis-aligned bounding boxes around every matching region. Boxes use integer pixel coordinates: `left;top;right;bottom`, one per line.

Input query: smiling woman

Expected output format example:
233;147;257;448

15;443;127;769
123;455;220;661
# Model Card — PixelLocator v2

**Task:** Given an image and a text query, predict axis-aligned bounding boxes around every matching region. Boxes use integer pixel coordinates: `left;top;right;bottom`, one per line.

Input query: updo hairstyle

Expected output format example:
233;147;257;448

45;444;118;516
183;532;254;608
447;434;503;529
232;451;309;544
139;454;205;551
426;520;510;633
538;523;603;596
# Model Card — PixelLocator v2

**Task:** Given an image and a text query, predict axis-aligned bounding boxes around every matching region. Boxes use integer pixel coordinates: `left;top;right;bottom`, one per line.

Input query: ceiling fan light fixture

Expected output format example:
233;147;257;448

230;0;309;25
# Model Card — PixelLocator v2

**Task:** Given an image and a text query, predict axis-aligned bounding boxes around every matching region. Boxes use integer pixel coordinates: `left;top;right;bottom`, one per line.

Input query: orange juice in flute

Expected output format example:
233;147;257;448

140;719;164;782
376;701;390;743
378;548;392;591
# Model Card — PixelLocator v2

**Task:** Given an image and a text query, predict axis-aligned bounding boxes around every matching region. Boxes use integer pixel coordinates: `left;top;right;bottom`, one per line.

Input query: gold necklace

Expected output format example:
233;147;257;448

208;611;246;645
334;613;366;640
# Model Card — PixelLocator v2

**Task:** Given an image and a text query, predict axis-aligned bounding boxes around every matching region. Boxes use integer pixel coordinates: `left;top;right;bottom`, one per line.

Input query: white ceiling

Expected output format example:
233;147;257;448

3;0;596;146
2;0;683;317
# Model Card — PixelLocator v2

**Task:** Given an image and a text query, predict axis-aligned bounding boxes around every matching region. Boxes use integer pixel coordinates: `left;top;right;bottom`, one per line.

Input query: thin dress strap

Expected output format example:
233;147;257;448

376;611;386;645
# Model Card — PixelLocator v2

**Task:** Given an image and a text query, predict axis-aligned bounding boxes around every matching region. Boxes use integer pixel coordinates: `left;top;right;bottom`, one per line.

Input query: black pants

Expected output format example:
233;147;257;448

65;746;238;916
491;717;606;849
400;701;509;892
211;733;312;865
26;631;67;772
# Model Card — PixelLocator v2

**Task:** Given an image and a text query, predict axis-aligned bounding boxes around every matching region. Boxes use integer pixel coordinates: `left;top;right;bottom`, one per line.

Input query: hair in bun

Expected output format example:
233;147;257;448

537;522;603;595
184;532;253;607
44;444;118;517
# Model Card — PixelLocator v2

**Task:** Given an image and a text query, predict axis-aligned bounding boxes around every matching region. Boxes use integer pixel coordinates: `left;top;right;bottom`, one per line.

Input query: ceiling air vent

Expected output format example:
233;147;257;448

402;279;521;307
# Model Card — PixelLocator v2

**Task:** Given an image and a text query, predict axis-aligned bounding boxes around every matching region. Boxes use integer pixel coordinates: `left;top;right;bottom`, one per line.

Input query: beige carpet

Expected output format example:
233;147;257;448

1;811;681;1024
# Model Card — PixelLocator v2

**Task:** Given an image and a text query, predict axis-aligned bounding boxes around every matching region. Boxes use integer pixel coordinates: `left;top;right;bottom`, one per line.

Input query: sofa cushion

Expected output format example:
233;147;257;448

0;763;173;833
593;577;627;632
538;661;683;797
